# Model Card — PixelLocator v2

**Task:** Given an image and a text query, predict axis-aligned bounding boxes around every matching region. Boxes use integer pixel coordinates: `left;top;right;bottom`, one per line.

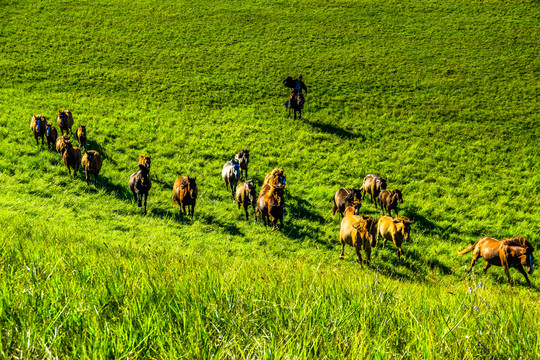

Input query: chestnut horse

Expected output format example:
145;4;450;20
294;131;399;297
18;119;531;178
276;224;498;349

172;176;198;219
459;237;534;286
257;184;285;231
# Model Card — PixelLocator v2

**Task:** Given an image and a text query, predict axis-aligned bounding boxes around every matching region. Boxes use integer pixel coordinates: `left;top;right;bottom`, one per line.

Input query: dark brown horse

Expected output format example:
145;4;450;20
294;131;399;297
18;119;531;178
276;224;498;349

30;114;47;146
378;189;403;218
129;164;152;215
234;149;250;180
459;237;535;286
332;188;364;217
46;124;58;151
172;176;198;219
284;92;304;120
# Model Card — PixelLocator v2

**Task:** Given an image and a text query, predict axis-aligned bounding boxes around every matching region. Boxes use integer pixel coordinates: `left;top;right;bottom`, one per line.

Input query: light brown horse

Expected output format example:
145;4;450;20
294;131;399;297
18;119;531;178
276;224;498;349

257;184;285;230
172;176;198;219
459;237;535;286
76;125;87;149
376;216;413;259
339;214;377;266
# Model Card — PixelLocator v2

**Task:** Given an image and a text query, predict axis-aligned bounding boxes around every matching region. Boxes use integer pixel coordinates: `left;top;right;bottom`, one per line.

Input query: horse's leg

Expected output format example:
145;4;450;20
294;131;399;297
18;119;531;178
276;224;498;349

279;214;283;230
340;241;345;259
298;109;301;120
190;201;196;219
355;242;363;268
143;193;148;215
244;204;249;221
515;265;532;287
482;262;491;274
468;251;481;273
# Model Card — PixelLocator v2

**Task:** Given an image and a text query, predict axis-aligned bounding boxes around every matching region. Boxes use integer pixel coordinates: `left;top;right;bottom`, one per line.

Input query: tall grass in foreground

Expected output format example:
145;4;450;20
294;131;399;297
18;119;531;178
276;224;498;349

1;216;539;359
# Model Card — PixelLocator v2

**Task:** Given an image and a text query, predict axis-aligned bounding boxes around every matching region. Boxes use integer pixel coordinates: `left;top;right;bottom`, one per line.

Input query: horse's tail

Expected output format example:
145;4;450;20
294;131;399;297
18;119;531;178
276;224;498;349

331;196;338;216
458;239;480;255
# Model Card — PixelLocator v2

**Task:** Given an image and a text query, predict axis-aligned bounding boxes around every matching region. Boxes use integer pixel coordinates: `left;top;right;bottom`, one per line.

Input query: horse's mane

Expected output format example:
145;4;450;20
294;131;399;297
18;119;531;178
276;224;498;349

502;237;534;253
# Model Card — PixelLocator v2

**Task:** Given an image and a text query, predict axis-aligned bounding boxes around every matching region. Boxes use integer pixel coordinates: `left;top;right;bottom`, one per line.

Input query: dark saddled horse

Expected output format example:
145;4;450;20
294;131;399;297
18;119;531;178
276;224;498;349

283;92;304;120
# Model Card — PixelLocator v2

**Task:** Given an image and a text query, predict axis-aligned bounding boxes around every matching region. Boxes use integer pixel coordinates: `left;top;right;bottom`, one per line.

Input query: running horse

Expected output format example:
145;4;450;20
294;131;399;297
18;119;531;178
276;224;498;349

459;236;535;286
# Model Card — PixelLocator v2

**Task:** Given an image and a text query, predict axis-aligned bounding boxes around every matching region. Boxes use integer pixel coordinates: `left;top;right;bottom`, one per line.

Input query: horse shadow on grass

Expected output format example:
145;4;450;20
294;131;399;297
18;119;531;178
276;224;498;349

280;193;330;246
306;119;366;140
86;139;117;166
198;212;245;237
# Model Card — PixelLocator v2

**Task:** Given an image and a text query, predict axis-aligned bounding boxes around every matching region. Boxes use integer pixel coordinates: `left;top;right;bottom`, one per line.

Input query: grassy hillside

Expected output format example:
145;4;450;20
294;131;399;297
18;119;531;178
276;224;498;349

1;0;540;358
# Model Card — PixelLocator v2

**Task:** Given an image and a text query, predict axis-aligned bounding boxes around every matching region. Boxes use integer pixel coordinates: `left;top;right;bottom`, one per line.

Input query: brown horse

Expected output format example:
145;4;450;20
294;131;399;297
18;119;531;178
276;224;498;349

30;114;47;146
81;150;102;186
332;188;364;217
339;214;377;266
57;110;73;136
129;164;152;215
362;174;387;209
378;189;403;218
459;237;535;286
172;176;198;219
234;149;250;180
62;140;82;177
46;124;58;151
263;168;286;187
376;216;413;259
235;180;257;221
257;184;285;230
76;125;87;149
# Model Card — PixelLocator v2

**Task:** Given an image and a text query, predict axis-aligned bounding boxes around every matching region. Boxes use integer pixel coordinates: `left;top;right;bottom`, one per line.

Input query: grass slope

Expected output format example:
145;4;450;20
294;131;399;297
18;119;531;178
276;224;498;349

1;0;540;358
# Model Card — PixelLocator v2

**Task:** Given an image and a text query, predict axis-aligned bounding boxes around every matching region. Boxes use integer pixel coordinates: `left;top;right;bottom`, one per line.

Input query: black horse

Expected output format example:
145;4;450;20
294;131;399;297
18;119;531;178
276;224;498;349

283;92;304;120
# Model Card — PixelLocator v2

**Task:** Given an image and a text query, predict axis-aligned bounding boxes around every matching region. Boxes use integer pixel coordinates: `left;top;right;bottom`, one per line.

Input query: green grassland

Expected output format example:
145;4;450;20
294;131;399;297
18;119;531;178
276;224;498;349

1;0;540;358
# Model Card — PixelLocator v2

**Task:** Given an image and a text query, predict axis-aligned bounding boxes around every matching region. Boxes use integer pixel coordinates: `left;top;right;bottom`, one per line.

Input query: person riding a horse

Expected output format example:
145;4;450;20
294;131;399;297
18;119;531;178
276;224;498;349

289;75;307;105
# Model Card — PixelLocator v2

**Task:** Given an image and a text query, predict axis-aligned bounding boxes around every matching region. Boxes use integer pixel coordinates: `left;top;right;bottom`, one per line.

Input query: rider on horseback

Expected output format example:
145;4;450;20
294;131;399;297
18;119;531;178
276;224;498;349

289;75;307;105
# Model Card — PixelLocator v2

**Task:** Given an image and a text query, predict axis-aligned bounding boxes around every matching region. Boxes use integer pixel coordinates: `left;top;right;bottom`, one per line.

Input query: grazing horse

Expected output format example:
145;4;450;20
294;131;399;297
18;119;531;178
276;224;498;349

76;125;87;149
62;140;82;177
257;184;285;230
235;180;257;221
234;149;250;180
30;114;47;146
376;216;413;259
172;176;198;219
222;159;241;198
283;92;304;120
332;188;364;217
46;124;58;151
129;164;152;215
81;150;102;186
362;174;387;208
339;214;377;266
378;189;403;218
57;110;74;136
459;237;535;286
263;168;286;187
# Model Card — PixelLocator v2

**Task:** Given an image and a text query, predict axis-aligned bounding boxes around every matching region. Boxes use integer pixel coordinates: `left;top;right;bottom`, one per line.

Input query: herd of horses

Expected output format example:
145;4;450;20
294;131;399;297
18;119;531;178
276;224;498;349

29;112;535;286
